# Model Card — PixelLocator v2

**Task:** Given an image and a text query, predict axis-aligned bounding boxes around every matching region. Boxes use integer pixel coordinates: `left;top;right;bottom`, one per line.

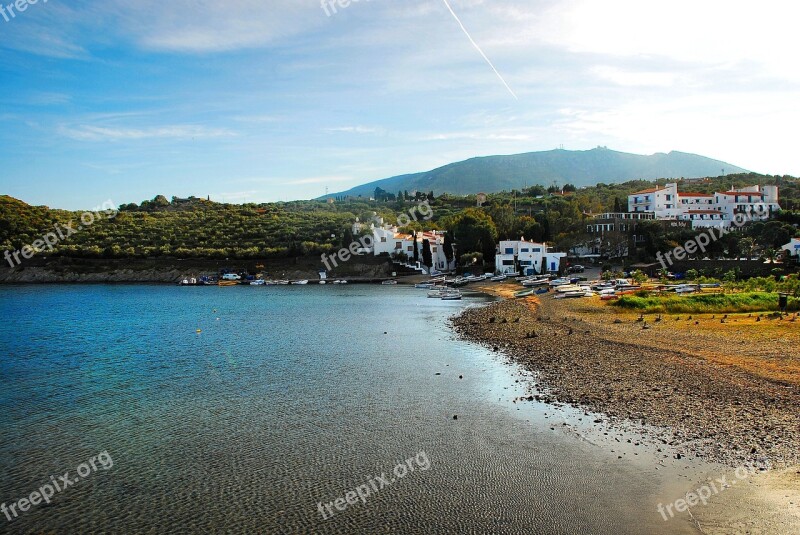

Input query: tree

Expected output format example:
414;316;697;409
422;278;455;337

413;231;420;263
514;216;544;242
443;232;455;264
443;208;498;262
422;239;433;269
488;204;515;240
340;228;354;248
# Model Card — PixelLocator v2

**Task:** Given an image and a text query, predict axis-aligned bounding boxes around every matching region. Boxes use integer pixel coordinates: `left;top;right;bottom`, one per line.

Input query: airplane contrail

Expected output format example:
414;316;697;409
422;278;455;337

440;0;518;100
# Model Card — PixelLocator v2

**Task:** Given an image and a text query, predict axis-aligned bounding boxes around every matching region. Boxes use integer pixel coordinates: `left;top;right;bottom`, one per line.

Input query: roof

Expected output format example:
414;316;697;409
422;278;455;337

678;193;713;197
719;191;765;197
631;187;662;195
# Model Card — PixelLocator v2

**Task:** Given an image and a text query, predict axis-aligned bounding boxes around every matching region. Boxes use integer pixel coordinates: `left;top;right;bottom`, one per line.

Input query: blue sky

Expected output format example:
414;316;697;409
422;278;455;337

1;0;798;209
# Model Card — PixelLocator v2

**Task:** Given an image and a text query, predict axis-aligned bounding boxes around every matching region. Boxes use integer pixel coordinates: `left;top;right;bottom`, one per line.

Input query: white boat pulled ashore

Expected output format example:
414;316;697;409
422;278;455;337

522;278;550;287
291;280;309;285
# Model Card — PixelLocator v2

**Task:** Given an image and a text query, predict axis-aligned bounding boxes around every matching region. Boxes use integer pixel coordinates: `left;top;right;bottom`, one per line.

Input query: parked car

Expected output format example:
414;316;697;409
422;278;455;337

568;265;585;273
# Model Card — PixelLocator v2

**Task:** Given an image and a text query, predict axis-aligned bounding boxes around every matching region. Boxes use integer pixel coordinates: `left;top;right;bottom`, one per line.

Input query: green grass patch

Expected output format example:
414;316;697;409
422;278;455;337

611;292;800;314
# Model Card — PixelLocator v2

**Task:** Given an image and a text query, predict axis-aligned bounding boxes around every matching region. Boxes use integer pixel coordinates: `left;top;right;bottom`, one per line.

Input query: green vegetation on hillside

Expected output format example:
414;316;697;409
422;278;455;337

612;292;799;314
1;172;798;266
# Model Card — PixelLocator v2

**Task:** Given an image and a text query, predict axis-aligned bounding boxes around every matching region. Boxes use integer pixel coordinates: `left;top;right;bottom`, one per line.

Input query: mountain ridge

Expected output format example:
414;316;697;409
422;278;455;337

322;148;748;199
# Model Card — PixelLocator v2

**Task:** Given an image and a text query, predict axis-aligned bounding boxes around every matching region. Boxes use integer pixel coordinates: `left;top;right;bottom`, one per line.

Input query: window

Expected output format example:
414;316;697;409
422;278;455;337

520;248;529;252
505;248;514;254
502;260;514;266
380;237;387;243
407;246;413;252
532;248;541;252
395;242;402;249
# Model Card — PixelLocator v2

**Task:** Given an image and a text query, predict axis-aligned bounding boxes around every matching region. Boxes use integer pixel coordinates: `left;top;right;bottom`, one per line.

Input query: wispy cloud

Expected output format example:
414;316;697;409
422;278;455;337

325;126;384;134
59;124;237;141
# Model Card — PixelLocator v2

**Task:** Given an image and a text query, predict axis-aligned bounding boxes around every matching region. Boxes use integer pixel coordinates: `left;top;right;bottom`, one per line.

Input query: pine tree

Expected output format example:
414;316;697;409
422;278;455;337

422;239;433;268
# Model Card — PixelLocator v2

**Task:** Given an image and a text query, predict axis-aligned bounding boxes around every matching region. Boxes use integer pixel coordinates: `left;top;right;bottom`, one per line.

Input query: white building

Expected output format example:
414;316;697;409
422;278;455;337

495;239;567;276
352;215;455;273
781;238;800;262
628;183;780;229
371;226;453;272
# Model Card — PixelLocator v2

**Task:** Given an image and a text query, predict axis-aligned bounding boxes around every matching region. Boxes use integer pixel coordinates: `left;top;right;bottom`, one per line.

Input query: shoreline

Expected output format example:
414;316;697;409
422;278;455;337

452;283;799;532
0;256;399;284
455;282;800;467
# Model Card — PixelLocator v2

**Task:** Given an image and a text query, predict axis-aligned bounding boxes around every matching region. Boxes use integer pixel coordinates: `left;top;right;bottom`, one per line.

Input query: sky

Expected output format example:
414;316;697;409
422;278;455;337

0;0;798;210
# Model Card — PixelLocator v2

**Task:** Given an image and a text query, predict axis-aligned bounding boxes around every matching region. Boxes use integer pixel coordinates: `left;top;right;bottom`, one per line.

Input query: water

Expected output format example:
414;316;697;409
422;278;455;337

0;285;702;534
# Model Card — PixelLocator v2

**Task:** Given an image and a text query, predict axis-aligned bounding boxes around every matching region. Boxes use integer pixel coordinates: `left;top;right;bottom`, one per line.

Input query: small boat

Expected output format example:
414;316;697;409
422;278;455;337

333;280;348;285
440;289;462;300
549;278;571;287
515;288;538;298
535;288;550;295
179;277;197;286
276;280;290;285
522;278;550;287
382;280;398;285
319;280;327;285
490;274;507;282
415;282;434;289
250;280;266;286
675;284;699;294
291;280;309;285
562;290;585;298
427;289;443;298
218;280;239;287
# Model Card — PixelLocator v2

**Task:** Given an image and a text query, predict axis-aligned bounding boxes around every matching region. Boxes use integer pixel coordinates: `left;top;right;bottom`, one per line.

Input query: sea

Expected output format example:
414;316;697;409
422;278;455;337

0;284;704;534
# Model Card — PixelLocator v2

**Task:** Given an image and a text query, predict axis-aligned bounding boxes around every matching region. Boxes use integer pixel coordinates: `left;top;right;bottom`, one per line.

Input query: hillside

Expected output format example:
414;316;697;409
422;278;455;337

1;173;796;266
324;148;747;198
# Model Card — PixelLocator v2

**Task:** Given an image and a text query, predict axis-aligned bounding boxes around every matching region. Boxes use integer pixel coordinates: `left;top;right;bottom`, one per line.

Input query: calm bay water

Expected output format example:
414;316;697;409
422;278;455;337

0;285;700;534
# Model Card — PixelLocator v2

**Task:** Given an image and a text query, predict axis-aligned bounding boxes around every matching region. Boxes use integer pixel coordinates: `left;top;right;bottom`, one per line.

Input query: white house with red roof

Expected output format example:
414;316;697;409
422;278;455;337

628;183;780;229
352;213;455;272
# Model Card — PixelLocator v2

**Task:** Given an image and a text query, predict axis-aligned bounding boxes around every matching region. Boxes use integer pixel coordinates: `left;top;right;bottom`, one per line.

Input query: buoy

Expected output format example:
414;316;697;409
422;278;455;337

196;329;202;333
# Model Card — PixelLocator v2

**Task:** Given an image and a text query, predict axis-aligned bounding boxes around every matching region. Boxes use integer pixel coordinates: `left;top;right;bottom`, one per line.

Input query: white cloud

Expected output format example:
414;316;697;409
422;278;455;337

537;0;800;79
591;66;680;88
109;0;321;53
325;126;384;134
60;124;237;141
